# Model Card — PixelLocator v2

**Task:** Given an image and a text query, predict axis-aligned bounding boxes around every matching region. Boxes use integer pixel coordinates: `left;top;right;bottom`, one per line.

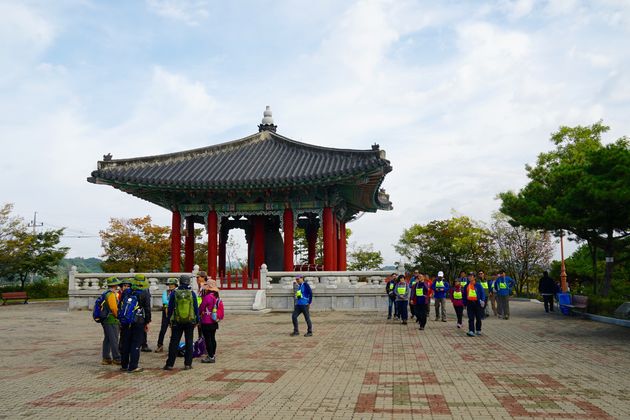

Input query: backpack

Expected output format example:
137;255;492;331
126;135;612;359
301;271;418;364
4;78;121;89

118;291;141;325
211;297;224;322
173;289;195;324
92;291;110;323
192;337;206;358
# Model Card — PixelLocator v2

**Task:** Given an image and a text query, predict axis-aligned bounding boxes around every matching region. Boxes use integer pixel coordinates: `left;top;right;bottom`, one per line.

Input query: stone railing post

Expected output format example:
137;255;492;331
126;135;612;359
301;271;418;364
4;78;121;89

260;264;269;289
68;266;77;292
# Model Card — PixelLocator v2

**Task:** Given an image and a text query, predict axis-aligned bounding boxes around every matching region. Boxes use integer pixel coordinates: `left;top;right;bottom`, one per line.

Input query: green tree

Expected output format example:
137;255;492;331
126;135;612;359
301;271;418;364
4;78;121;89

395;215;496;280
293;226;351;265
347;243;384;271
500;122;630;296
491;212;554;295
99;216;171;272
0;203;68;289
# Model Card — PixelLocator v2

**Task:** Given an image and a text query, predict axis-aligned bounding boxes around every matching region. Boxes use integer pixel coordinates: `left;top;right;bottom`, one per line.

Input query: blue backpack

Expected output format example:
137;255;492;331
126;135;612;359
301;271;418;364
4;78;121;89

92;291;110;323
118;291;141;324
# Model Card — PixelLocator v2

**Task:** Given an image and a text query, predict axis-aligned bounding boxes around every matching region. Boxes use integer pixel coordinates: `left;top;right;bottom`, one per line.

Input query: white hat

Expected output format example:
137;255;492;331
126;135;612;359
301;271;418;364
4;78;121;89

437;271;444;277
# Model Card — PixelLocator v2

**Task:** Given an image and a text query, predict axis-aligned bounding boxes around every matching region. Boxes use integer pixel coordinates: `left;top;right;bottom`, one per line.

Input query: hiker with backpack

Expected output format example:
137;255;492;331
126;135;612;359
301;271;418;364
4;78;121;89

118;279;152;373
290;274;313;337
164;274;200;371
155;278;178;353
198;279;224;363
94;276;121;365
134;274;153;353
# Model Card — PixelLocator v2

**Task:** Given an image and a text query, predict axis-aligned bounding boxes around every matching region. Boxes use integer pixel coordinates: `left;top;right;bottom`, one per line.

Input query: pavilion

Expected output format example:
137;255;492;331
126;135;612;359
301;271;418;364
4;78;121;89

88;107;393;284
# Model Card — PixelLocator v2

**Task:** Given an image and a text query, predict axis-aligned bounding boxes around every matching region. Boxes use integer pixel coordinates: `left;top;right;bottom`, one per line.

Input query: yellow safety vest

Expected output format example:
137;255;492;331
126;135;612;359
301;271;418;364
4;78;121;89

499;282;507;289
453;291;462;300
396;285;407;295
481;281;489;290
468;285;478;300
388;283;394;291
435;280;444;288
295;289;303;299
415;286;424;296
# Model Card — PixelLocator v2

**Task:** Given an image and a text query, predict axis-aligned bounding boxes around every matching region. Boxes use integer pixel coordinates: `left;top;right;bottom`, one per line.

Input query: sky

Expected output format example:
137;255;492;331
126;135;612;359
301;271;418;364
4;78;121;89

1;0;630;266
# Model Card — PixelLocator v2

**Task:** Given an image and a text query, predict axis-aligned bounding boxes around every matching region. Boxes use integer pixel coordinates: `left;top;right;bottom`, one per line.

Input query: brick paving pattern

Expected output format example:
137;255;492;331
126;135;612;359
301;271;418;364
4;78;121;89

0;301;628;419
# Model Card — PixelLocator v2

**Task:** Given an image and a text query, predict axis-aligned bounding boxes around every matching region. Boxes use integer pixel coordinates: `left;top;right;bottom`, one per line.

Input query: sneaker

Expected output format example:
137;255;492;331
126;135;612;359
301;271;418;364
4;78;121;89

504;316;509;320
441;319;447;322
119;367;128;372
163;365;174;371
112;359;121;365
184;365;192;370
141;346;152;352
290;332;300;337
304;332;313;337
466;331;475;337
154;345;163;353
476;331;482;336
101;358;112;365
419;327;424;331
457;323;461;329
387;316;392;320
201;356;215;363
402;321;407;325
128;368;144;373
434;318;439;321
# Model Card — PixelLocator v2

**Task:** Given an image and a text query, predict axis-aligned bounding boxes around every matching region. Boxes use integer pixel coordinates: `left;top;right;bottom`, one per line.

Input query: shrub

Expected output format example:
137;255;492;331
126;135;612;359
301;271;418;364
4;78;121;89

586;295;626;317
0;278;68;299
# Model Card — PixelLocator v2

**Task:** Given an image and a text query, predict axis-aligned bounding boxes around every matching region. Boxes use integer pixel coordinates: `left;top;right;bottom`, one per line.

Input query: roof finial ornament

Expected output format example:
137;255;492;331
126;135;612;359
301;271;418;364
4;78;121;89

258;105;277;133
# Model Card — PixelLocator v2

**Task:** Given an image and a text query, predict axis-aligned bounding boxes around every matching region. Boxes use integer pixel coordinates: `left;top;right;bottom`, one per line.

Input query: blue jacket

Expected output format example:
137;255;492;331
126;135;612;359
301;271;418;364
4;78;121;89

167;285;200;324
462;282;486;303
494;276;515;296
431;278;450;299
295;282;312;306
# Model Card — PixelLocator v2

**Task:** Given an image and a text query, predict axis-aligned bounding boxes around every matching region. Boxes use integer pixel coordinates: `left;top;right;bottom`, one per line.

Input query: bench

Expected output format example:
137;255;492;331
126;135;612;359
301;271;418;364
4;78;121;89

560;294;588;316
1;291;30;305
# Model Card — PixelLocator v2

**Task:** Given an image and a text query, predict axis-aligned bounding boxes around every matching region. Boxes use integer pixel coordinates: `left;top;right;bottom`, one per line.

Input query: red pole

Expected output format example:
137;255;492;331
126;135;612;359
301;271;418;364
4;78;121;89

243;267;249;288
323;207;334;271
253;216;265;281
283;208;294;271
184;217;195;272
171;210;182;272
207;211;217;279
338;222;347;271
227;271;231;289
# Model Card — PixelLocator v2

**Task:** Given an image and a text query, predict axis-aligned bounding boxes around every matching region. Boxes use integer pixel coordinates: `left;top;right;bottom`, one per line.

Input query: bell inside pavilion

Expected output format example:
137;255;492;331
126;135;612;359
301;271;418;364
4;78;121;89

88;107;393;283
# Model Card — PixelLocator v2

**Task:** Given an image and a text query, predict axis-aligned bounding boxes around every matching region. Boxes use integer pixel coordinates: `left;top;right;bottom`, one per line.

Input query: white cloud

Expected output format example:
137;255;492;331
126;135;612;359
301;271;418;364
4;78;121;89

145;0;209;26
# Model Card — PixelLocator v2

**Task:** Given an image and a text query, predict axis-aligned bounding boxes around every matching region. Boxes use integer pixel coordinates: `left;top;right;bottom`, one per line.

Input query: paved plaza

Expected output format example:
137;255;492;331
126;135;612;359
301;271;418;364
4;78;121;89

0;300;629;419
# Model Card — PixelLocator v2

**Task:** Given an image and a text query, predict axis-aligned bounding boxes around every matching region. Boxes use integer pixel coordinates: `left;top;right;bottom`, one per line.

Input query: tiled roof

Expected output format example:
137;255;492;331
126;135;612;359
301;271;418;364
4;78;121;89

88;131;391;190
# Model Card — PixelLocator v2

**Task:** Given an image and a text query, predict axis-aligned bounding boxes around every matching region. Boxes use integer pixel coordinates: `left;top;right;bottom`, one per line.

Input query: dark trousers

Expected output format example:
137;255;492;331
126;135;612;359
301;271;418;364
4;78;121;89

467;301;483;333
543;294;554;312
166;323;195;367
157;307;169;346
200;323;218;357
409;302;415;318
454;305;464;325
120;322;144;371
388;296;398;317
396;301;408;321
292;304;313;333
415;303;427;327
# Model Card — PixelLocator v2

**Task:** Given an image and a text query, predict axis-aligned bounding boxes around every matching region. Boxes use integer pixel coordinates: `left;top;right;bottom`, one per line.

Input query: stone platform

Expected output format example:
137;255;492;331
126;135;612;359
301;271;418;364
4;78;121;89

0;300;628;418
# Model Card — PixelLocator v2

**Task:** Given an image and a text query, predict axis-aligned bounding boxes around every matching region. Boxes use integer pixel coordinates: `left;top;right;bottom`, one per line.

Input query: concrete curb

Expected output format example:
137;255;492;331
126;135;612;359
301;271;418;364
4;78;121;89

583;313;630;328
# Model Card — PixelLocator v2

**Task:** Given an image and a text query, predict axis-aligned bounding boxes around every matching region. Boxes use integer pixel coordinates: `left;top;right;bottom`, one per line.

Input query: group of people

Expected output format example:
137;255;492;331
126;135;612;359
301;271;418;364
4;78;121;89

385;270;516;336
95;271;224;373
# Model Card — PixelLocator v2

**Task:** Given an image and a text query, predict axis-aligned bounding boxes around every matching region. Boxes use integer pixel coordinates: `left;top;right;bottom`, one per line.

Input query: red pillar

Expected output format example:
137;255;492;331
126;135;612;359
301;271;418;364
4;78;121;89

332;220;338;271
207;211;217;279
323;207;334;271
337;222;347;271
306;224;317;266
283;208;294;271
170;210;181;272
184;217;195;272
219;227;227;278
253;216;265;279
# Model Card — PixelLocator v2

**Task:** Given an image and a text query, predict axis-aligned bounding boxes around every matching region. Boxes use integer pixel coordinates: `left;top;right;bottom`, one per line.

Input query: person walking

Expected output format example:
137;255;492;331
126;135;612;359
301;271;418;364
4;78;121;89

291;275;313;337
133;274;153;353
494;270;515;320
477;271;490;318
394;275;410;325
538;271;556;313
155;278;178;353
409;271;419;320
164;275;200;371
432;271;449;322
488;273;498;317
199;279;224;363
412;275;428;330
463;272;485;337
119;279;152;373
100;277;121;365
385;273;398;319
425;274;433;316
449;278;465;329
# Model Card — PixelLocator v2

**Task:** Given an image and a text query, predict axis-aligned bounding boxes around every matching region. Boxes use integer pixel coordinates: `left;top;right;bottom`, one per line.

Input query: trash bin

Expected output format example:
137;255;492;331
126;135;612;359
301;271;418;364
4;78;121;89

558;293;571;315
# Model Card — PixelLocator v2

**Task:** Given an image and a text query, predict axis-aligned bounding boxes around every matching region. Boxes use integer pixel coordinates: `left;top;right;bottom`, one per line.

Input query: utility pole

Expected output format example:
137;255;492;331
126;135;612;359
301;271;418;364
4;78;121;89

560;231;568;293
27;212;44;284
